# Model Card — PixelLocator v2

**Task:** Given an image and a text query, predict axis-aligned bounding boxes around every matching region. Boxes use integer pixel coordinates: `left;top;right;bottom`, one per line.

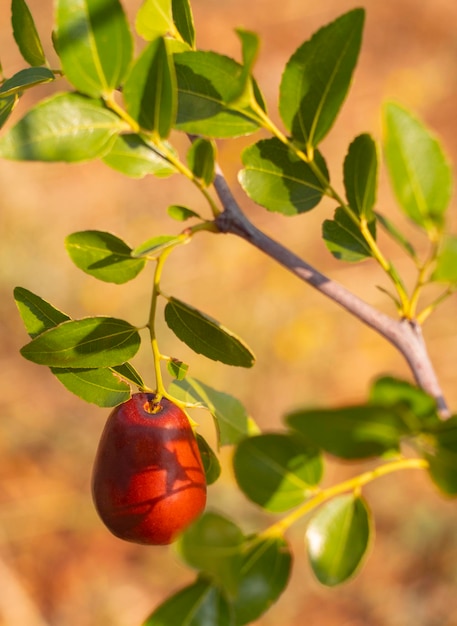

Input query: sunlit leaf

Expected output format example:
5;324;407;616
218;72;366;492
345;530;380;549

0;67;54;97
165;297;255;367
306;494;372;585
14;286;70;338
102;134;176;178
279;9;364;147
432;235;457;283
167;204;200;221
233;433;323;512
239;138;328;215
12;0;47;66
136;0;174;40
51;366;131;406
322;207;375;262
65;230;146;284
0;93;127;162
370;375;438;427
343;133;378;219
132;234;184;258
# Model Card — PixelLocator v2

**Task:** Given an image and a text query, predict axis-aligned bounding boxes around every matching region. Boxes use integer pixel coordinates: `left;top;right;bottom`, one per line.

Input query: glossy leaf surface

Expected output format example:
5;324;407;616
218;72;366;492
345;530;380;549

0;95;18;129
0;68;54;97
132;234;184;258
164;297;255;367
55;0;133;97
343;133;378;219
233;433;323;512
239;138;328;215
384;102;452;230
279;9;364;147
0;93;127;162
306;494;371;585
12;0;46;66
65;230;146;284
323;207;375;262
102;134;176;178
20;317;141;368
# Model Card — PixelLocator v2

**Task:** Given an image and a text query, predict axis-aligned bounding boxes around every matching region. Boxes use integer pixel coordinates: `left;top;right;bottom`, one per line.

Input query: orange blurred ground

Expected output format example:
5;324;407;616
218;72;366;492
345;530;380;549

1;1;457;625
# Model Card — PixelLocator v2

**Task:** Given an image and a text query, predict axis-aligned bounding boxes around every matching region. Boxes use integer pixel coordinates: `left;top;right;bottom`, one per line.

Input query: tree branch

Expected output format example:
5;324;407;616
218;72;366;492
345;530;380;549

212;166;450;417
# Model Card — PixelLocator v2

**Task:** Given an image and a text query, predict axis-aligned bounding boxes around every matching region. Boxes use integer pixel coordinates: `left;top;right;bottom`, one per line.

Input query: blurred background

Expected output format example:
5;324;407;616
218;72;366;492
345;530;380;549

1;1;457;624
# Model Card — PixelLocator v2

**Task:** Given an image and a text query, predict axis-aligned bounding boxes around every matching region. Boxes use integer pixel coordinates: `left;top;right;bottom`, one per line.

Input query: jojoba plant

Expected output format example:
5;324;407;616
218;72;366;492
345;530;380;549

2;0;457;624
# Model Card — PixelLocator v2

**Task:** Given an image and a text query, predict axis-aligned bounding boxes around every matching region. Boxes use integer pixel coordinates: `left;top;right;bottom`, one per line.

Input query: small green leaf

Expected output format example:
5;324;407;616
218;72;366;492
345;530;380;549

306;494;372;586
370;376;438;427
233;536;292;626
14;287;70;338
383;102;452;231
167;357;189;380
102;134;176;178
233;433;323;512
132;234;184;258
55;0;133;97
51;366;131;406
167;204;200;221
0;95;18;129
343;134;378;219
172;0;195;48
432;235;457;283
164;297;255;367
65;230;146;284
226;29;260;105
279;9;365;147
187;138;216;185
136;0;174;40
375;212;417;260
239;138;328;215
286;405;407;459
112;362;144;388
0;93;127;162
169;377;259;446
142;577;234;626
196;434;221;485
0;67;54;97
123;36;177;137
12;0;46;66
322;207;376;262
418;416;457;496
177;511;244;595
174;50;260;138
20;317;141;368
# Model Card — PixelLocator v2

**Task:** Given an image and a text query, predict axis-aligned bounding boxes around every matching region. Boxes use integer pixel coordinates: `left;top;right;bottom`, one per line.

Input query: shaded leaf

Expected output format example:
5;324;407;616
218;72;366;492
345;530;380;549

279;9;365;147
102;134;176;178
322;206;375;262
233;433;323;512
196;434;221;485
239;138;328;215
344;133;378;219
12;0;47;66
14;286;70;338
418;416;457;496
20;317;141;368
187;137;216;185
306;494;372;586
383;102;452;231
51;366;131;406
0;93;127;162
167;204;200;221
172;0;195;48
65;230;146;284
164;297;255;367
169;377;259;446
167;357;189;380
112;362;144;388
0;95;18;129
55;0;133;97
0;67;54;97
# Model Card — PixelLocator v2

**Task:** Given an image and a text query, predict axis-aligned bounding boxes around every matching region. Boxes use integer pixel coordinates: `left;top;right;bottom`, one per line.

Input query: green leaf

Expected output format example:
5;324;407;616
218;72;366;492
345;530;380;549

51;366;131;406
233;433;323;512
142;577;234;626
418;416;457;496
55;0;133;97
306;494;372;586
132;234;184;258
136;0;173;40
12;0;47;66
383;102;452;231
343;134;378;219
196;434;221;485
375;212;417;260
172;0;195;48
102;134;176;178
123;36;177;137
169;377;259;446
112;362;144;388
173;50;260;138
0;67;54;97
322;207;376;262
0;92;127;162
0;95;18;129
279;9;365;148
65;230;146;284
14;287;70;338
226;29;260;105
20;317;141;368
164;297;255;367
432;235;457;283
178;512;244;596
167;357;189;380
187;138;216;185
286;405;407;459
370;376;438;427
167;204;200;221
239;138;328;215
233;536;292;626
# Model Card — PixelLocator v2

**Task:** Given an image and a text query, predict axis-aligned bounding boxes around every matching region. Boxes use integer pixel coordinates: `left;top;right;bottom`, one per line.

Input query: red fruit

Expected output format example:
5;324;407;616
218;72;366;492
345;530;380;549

91;393;207;545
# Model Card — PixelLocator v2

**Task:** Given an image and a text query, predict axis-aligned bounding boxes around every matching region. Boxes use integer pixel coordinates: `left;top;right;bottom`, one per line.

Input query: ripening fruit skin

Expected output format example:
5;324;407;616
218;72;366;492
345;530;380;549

91;393;207;545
